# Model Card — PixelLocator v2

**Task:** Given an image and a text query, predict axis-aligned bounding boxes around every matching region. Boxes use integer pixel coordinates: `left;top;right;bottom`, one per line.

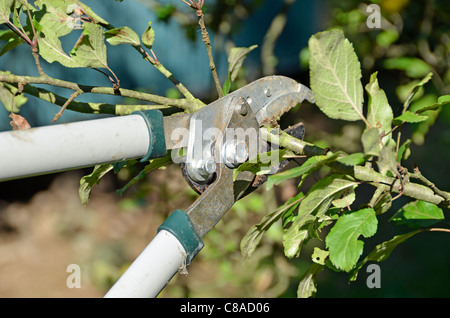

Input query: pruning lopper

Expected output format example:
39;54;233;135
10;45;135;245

0;76;314;297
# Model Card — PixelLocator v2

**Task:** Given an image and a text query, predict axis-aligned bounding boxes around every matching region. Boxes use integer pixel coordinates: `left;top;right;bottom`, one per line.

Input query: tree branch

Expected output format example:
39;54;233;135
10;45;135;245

410;167;450;203
183;0;223;98
0;71;204;113
52;90;83;122
262;126;450;209
3;82;181;116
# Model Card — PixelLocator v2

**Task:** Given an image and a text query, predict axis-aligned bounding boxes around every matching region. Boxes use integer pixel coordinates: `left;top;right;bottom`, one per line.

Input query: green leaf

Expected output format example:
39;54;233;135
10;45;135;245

222;74;231;96
376;29;399;48
326;208;378;272
283;175;359;258
79;164;114;205
266;152;341;190
401;72;433;111
0;30;24;56
383;57;432;78
37;28;80;67
0;82;28;112
309;29;364;122
155;4;176;21
241;192;303;259
397;139;411;163
283;218;313;259
336;152;366;166
393;111;428;125
31;15;43;32
141;21;155;49
71;22;108;69
297;263;324;298
365;72;393;144
332;187;356;208
390;200;445;228
361;127;381;157
349;230;423;281
311;247;329;265
415;94;450;114
34;0;79;37
298;175;359;223
116;154;172;196
0;0;14;24
227;45;258;82
410;95;441;145
234;149;288;181
370;188;392;215
105;26;140;46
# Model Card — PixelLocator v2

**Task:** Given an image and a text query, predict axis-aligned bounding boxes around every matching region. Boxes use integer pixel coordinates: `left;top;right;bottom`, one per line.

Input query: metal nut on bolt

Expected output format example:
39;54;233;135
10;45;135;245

189;157;216;183
222;140;249;168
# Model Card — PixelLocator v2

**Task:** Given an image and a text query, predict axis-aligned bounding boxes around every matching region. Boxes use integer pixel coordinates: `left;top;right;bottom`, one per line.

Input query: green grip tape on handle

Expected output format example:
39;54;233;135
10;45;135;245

157;209;204;265
133;110;167;162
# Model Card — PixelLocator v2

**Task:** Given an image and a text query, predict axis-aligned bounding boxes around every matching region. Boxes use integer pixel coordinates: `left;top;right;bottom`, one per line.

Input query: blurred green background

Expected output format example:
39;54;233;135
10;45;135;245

0;0;448;297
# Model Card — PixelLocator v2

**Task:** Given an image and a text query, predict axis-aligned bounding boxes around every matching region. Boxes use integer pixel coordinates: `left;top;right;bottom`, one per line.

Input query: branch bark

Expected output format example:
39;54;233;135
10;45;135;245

2;82;181;116
262;126;450;209
183;0;223;98
0;71;204;113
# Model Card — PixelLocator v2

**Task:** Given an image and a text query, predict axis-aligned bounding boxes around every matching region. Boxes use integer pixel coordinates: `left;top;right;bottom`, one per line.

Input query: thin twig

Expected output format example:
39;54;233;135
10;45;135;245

52;90;83;122
183;0;223;98
24;2;37;47
0;12;32;46
31;50;46;77
105;65;120;91
410;166;450;203
93;67;120;91
428;228;450;233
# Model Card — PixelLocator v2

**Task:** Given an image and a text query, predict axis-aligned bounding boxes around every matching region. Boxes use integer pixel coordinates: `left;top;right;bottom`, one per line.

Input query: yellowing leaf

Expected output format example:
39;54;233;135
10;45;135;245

105;26;140;46
142;22;155;49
